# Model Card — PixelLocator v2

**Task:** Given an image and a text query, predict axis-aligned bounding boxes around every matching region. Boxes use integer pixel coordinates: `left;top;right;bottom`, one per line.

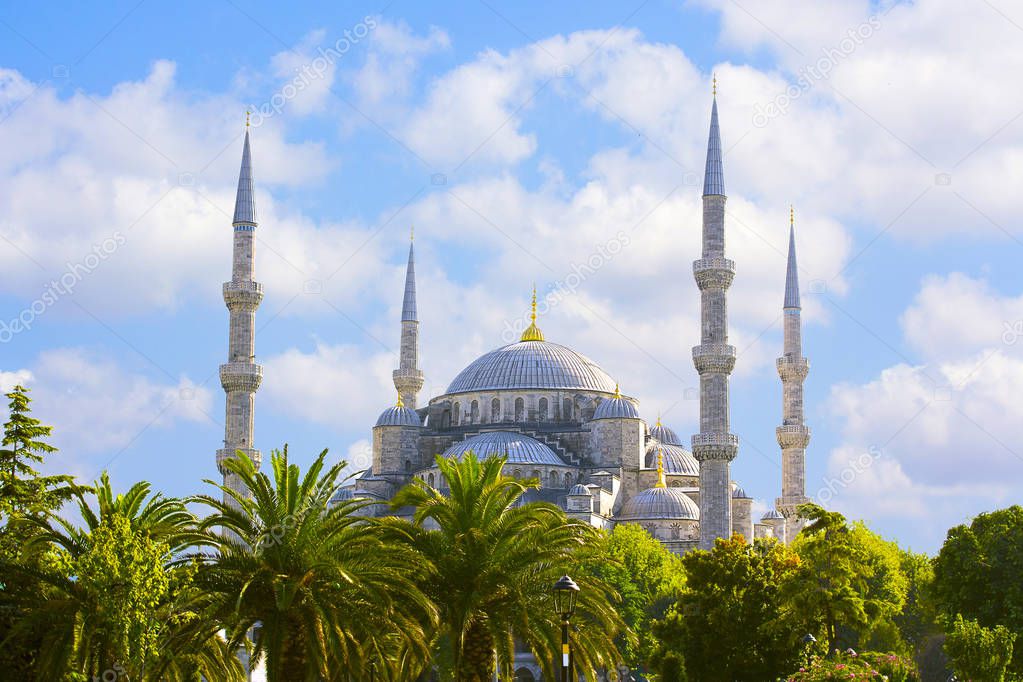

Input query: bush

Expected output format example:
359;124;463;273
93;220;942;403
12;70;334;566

787;650;919;681
944;614;1016;682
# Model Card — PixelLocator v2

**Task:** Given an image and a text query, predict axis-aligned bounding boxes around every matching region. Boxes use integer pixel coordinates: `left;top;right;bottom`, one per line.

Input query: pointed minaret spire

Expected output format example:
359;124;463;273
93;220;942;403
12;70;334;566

693;83;738;549
217;116;265;510
394;228;424;408
703;75;725;197
776;206;810;543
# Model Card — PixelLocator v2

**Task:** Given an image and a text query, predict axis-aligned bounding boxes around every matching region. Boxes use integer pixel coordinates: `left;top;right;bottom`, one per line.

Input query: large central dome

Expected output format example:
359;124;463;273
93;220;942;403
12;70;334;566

446;340;617;395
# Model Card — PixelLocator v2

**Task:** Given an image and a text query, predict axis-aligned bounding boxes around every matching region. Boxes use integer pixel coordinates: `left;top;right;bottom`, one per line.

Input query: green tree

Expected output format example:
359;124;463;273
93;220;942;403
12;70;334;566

943;614;1016;682
0;473;241;681
580;522;684;670
192;447;436;681
932;506;1023;674
848;522;909;654
0;385;73;518
649;536;805;682
385;453;627;681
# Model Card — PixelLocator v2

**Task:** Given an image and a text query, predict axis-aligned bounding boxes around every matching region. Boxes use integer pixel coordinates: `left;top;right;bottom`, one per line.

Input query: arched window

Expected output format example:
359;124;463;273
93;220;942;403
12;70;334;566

514;397;525;421
564;472;572;487
428;473;435;487
441;410;451;429
491;397;501;422
538;397;548;422
670;523;681;539
470;400;479;424
549;471;559;487
563;398;573;421
452;402;460;425
404;459;411;473
514;667;537;681
513;468;522;478
531;469;541;481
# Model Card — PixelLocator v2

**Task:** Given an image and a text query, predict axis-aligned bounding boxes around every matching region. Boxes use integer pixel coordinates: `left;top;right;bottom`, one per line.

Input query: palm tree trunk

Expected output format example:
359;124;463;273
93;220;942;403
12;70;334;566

457;618;495;682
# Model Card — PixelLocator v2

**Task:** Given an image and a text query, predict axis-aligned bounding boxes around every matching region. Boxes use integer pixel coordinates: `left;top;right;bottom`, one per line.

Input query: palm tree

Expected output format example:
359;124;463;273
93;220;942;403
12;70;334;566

190;446;437;682
385;453;627;681
0;473;242;681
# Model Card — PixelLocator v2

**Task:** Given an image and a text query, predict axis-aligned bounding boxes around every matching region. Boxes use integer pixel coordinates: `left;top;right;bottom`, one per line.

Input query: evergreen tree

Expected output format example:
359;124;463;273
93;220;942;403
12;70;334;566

0;385;72;518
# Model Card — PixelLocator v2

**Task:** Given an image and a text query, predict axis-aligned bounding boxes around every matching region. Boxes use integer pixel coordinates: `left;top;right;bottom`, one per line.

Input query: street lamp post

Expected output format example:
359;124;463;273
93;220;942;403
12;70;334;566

553;575;579;682
801;633;817;667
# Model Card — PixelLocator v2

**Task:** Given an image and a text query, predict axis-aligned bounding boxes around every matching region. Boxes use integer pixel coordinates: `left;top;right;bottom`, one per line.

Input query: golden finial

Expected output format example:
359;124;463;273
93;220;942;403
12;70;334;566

712;73;717;97
613;383;621;399
790;204;794;227
410;224;414;242
520;284;545;342
246;110;250;127
655;445;667;488
396;391;404;408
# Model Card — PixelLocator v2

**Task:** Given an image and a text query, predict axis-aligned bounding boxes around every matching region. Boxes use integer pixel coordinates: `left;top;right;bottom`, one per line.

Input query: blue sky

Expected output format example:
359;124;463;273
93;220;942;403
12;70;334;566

1;0;1022;553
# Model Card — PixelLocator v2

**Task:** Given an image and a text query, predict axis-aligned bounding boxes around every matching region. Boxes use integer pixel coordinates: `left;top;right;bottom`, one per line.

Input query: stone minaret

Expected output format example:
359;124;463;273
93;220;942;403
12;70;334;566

216;118;264;504
776;207;811;542
692;79;739;550
392;230;424;408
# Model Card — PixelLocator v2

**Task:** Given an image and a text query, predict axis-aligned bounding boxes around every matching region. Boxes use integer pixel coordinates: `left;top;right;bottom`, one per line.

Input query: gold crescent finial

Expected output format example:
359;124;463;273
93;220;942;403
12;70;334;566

614;383;621;399
246;110;250;127
655;445;666;488
656;411;662;428
520;285;545;342
712;73;717;97
396;391;404;408
410;224;414;242
790;205;794;227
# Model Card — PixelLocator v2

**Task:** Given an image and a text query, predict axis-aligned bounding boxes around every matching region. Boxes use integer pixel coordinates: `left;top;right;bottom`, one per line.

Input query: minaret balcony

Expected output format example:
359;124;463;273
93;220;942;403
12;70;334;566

691;432;739;461
692;257;735;290
692;344;736;374
776;424;810;448
776;356;809;381
223;281;264;310
220;362;263;392
216;447;262;475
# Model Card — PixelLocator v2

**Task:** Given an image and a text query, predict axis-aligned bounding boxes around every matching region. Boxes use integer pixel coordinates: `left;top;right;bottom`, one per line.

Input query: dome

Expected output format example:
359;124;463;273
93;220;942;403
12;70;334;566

761;509;784;521
568;483;592;496
375;404;421;427
649;422;683;446
644;443;699;476
732;485;752;499
441;431;564;466
618;486;699;521
445;340;617;395
593;387;639;420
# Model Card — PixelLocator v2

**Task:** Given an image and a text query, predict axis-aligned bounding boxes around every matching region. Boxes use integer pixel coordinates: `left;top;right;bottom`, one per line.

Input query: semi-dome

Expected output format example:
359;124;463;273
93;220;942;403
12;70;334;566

649;419;683;446
375;403;421;427
644;443;699;476
441;430;564;466
593;385;639;420
619;486;700;521
445;340;617;395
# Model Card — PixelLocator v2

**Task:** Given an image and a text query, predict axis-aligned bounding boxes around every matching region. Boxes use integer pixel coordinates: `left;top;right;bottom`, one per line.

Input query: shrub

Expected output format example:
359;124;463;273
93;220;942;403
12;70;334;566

787;650;919;681
943;614;1016;682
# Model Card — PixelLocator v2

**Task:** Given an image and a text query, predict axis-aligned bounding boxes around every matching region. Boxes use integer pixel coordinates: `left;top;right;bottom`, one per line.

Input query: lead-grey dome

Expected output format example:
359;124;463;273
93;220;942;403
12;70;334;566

649;422;683;446
441;431;564;466
732;485;752;499
618;486;700;521
568;483;592;496
761;509;784;521
445;340;617;395
375;404;421;427
593;395;639;420
644;443;699;476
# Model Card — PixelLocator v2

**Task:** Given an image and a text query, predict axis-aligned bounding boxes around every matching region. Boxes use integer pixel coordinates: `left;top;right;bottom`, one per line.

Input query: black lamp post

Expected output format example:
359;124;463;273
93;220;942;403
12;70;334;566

801;633;817;666
553;575;579;682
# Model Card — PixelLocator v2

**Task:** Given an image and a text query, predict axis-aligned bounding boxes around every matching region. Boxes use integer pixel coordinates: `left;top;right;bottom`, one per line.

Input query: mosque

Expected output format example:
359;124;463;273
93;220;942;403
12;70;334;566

214;87;813;556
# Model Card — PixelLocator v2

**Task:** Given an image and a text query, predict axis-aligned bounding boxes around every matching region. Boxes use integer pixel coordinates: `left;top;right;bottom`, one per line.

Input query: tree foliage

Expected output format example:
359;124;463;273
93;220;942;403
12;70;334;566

943;614;1016;682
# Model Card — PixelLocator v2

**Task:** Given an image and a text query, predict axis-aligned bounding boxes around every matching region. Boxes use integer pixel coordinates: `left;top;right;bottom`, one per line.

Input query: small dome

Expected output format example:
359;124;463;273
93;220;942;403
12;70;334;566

441;431;564;466
568;483;592;496
618;486;699;521
649;422;683;446
644;443;699;476
375;404;421;427
761;509;784;521
732;485;752;499
593;387;639;420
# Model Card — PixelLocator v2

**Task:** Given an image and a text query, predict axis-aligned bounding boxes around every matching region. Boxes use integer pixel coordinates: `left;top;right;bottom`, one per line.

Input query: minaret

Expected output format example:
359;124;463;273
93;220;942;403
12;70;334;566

692;77;739;550
776;207;811;542
392;228;424;408
216;114;264;505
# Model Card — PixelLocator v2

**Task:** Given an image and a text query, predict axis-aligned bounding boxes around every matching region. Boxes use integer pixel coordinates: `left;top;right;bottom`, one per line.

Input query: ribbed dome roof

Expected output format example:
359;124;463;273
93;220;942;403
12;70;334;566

761;509;784;521
568;483;592;496
593;392;639;420
732;485;752;499
375;404;421;427
446;340;617;395
644;443;699;476
441;431;564;466
618;486;699;521
649;422;683;446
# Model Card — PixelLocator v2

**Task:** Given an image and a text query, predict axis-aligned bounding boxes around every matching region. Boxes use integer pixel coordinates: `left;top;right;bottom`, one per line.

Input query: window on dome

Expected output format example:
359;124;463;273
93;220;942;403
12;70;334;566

549;471;558;487
428;473;435;487
452;402;460;425
538;397;548;422
470;400;479;424
514;397;524;421
564;472;572;487
563;398;573;421
405;459;411;473
491;398;501;422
